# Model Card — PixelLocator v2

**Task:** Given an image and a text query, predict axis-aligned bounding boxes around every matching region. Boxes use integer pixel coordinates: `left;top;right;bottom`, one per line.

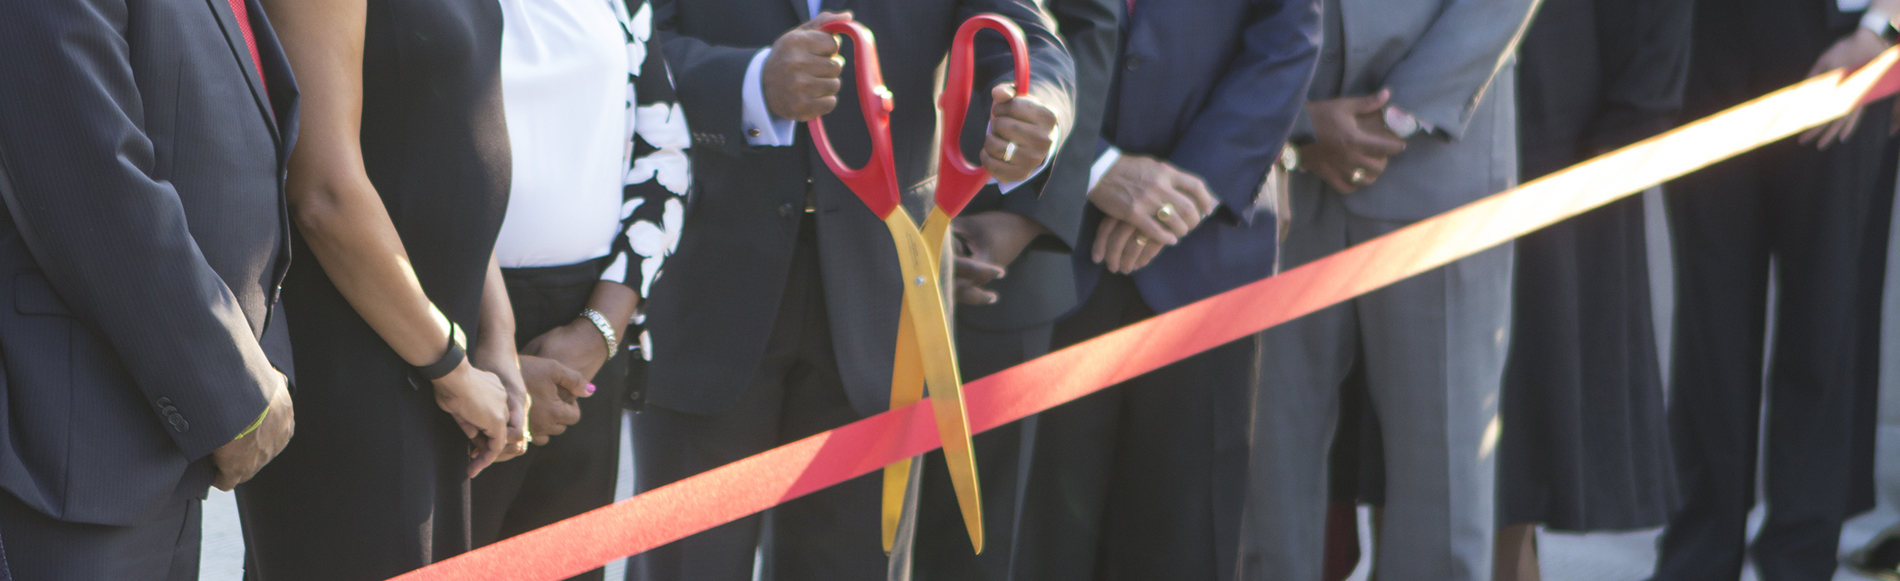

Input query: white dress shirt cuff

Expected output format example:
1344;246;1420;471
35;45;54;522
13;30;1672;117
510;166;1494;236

742;48;797;147
1087;146;1122;192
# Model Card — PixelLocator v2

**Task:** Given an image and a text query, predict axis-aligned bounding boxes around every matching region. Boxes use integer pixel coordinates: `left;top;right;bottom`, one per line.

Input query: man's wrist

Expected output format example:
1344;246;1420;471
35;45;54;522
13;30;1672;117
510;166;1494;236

742;48;797;146
1088;146;1123;192
233;407;268;441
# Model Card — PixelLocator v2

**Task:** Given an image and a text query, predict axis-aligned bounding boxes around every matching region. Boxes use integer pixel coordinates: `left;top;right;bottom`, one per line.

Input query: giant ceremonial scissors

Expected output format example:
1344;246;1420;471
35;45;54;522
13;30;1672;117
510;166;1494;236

806;15;1033;555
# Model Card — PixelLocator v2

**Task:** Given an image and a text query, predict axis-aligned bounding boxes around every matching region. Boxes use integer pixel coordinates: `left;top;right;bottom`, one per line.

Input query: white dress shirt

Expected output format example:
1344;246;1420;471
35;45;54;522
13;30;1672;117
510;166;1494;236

495;0;631;269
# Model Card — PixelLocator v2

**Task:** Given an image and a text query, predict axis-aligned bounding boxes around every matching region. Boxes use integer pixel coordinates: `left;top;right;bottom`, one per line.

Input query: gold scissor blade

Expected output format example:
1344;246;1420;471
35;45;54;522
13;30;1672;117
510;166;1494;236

886;211;984;553
881;297;926;553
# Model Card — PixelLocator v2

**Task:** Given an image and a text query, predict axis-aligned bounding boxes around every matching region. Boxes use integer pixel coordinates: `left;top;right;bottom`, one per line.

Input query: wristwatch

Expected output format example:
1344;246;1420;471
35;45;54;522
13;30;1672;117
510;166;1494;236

1863;9;1899;44
1383;106;1422;139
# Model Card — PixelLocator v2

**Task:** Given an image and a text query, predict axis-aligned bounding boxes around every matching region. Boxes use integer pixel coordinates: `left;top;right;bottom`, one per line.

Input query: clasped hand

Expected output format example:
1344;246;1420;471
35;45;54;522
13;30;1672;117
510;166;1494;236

763;12;1058;183
1087;154;1218;274
1300;89;1406;194
517;321;605;445
210;371;295;491
952;211;1050;305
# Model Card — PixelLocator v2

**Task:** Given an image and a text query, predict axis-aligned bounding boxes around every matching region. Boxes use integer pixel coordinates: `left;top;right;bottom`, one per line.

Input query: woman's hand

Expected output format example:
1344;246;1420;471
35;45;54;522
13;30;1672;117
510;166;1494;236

472;254;529;462
431;361;510;477
470;342;530;462
517;354;588;445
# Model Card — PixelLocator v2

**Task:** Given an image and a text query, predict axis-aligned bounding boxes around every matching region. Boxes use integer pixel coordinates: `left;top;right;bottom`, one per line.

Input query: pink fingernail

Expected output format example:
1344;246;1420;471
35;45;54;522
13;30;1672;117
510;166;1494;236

586;383;597;395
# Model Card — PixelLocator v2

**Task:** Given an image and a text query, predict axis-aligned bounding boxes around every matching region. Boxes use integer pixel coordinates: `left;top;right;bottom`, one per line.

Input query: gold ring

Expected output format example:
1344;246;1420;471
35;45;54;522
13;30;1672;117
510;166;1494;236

1001;141;1017;163
1349;168;1368;185
1133;235;1149;247
1155;203;1177;223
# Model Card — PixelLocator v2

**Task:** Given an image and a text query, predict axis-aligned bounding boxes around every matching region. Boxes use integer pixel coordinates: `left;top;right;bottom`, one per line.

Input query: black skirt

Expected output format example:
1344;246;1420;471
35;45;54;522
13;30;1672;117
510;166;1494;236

1496;196;1678;531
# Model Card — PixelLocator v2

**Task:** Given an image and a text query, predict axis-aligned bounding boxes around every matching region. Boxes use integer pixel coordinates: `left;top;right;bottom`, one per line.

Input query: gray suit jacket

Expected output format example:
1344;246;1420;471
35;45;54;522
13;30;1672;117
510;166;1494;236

1292;0;1538;223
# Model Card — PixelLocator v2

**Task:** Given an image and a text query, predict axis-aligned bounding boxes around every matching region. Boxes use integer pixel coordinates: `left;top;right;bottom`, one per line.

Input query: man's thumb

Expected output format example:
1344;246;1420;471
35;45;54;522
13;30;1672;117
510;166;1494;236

1355;88;1391;114
803;10;853;29
991;84;1016;104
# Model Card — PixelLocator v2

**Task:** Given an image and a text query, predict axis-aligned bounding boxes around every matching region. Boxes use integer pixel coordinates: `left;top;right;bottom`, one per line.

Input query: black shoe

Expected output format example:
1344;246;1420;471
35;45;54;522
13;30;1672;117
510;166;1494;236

1848;525;1900;581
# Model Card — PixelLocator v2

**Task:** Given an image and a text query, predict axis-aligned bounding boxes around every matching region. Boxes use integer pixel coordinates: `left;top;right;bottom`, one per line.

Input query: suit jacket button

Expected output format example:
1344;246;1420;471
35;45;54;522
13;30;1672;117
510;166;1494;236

780;203;796;217
1124;56;1143;71
168;414;189;433
157;397;173;407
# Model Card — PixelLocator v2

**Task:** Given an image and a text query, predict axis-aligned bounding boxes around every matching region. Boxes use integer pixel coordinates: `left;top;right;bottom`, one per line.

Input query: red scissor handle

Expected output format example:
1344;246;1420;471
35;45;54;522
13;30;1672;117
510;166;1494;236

935;14;1032;218
807;20;902;219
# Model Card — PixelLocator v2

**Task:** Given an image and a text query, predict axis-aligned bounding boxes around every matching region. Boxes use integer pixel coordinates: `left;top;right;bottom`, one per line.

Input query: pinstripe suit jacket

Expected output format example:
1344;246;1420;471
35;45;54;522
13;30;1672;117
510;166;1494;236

0;0;297;526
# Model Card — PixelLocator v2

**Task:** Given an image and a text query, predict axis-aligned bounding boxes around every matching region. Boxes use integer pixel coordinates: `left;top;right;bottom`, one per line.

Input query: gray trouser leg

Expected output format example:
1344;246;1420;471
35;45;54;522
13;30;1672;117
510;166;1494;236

1240;190;1509;581
1352;213;1510;581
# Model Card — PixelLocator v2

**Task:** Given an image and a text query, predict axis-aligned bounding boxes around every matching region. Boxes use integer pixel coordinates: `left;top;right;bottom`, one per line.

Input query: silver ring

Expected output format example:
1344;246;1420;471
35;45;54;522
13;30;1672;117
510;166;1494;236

1001;141;1017;163
1348;168;1368;185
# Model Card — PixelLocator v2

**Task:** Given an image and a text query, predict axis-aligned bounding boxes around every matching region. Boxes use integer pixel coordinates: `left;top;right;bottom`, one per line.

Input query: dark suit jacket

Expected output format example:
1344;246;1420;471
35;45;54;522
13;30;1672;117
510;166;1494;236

645;0;1075;417
1072;0;1321;314
955;0;1120;336
0;0;297;526
1517;0;1692;178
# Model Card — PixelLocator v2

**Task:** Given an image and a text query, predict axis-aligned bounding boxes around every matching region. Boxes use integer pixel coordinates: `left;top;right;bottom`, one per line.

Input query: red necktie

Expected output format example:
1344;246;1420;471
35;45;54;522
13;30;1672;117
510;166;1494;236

226;0;268;92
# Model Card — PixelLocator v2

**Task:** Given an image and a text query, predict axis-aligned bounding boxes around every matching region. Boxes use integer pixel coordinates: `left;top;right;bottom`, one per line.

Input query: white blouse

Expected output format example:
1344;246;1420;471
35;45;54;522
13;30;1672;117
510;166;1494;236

495;0;691;307
495;0;630;269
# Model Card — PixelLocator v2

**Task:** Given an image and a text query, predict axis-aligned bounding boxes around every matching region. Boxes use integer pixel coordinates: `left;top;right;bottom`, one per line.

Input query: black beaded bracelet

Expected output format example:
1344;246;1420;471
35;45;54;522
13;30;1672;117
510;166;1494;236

414;322;465;381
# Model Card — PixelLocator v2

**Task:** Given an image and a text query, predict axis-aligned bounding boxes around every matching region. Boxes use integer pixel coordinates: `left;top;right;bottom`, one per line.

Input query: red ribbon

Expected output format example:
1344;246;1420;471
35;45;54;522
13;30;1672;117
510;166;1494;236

393;49;1900;581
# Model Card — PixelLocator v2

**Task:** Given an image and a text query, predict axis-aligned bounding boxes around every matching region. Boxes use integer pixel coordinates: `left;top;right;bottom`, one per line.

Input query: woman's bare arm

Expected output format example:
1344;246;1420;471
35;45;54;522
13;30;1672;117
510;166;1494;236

259;0;509;474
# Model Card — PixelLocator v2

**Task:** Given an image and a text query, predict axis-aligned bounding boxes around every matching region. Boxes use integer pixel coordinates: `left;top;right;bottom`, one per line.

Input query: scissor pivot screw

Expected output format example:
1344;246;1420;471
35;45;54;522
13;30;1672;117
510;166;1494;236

914;276;926;286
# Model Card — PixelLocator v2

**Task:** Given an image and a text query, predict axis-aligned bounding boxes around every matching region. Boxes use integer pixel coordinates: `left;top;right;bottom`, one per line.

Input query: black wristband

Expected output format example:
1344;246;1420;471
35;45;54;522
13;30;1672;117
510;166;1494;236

414;322;465;381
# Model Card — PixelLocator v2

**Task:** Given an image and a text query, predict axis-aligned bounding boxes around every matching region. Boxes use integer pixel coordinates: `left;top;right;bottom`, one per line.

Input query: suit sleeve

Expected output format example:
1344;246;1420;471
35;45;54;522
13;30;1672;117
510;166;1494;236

973;0;1119;252
1377;0;1539;140
961;0;1079;178
0;0;272;460
652;0;761;158
1166;0;1323;222
1586;0;1691;152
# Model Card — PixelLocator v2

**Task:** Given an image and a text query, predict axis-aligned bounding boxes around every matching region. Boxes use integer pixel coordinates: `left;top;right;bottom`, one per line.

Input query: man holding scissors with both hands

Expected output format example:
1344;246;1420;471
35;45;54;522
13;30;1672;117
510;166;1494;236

634;1;1073;579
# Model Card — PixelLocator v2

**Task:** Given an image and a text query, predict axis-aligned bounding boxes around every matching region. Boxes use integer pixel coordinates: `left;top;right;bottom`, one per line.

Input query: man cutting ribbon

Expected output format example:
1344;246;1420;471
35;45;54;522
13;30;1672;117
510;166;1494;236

634;1;1074;580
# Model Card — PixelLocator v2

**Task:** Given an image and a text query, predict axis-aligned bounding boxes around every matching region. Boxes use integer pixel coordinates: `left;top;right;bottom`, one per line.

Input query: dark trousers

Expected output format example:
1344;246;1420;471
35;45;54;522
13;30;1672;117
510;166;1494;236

470;259;632;581
627;216;885;581
0;489;200;581
1655;112;1891;581
910;320;1055;581
1012;273;1256;581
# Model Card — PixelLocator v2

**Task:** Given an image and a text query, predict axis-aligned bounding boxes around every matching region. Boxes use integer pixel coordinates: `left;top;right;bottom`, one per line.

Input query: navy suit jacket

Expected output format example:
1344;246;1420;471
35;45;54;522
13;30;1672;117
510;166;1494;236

0;0;297;525
648;0;1074;417
1073;0;1320;313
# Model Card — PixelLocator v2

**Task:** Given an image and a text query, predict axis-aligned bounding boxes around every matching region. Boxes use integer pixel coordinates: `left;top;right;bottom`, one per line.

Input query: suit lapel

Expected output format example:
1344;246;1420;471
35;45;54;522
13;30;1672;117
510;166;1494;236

202;0;281;145
788;0;810;20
